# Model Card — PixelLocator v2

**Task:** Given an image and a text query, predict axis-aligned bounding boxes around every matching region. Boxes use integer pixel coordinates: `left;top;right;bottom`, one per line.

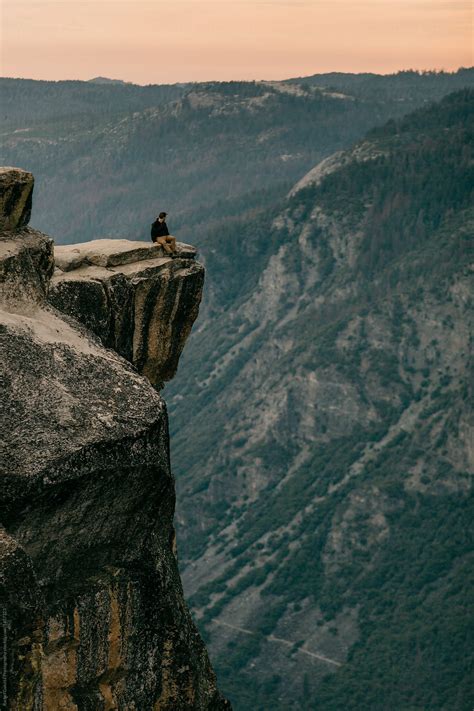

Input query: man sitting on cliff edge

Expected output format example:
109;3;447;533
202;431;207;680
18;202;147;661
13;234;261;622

151;211;177;256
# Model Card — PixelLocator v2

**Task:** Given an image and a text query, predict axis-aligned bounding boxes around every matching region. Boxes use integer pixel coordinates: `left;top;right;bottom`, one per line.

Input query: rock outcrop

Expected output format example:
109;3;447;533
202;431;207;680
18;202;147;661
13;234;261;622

49;240;204;388
0;167;34;230
0;168;229;710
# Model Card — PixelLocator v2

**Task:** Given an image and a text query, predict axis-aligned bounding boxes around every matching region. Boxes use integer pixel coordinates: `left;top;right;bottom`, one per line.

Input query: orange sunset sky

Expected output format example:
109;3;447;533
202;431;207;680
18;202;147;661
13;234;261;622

1;0;472;84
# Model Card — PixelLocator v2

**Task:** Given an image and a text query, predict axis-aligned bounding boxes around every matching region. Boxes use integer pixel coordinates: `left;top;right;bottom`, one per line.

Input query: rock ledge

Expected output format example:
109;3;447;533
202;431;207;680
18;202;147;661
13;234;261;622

54;237;197;271
50;239;204;388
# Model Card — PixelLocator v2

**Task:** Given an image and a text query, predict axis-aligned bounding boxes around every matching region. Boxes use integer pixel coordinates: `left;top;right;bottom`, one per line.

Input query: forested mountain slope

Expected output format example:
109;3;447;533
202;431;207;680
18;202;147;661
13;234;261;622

0;77;186;125
2;72;473;710
287;67;474;101
166;90;474;710
1;70;472;251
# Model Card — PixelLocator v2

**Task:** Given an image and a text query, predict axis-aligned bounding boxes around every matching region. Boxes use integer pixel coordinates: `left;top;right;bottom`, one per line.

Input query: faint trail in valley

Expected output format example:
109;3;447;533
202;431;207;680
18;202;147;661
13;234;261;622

211;619;342;667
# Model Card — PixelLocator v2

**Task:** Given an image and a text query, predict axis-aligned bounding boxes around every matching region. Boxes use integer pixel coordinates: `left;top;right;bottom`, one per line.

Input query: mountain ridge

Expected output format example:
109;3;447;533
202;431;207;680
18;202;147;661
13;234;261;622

1;69;472;251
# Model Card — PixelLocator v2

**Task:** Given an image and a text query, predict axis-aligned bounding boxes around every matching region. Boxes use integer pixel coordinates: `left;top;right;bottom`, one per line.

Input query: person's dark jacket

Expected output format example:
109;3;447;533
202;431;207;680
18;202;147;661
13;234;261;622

151;219;170;242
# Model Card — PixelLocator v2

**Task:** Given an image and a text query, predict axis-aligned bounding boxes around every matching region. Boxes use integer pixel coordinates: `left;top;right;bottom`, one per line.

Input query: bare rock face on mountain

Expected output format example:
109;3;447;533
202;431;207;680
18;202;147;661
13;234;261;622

0;168;229;710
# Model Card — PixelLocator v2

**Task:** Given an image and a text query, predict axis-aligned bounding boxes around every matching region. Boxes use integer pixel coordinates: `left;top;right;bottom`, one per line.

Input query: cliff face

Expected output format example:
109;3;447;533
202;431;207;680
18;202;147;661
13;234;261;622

0;168;229;710
49;240;204;388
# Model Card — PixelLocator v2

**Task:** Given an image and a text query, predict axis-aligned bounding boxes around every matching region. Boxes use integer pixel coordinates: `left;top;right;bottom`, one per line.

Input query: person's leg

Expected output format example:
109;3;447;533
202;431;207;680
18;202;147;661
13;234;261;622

157;236;173;254
166;236;177;252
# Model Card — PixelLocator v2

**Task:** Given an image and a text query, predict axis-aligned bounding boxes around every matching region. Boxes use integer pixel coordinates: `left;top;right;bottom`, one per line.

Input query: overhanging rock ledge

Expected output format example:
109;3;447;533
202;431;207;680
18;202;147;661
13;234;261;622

50;238;205;388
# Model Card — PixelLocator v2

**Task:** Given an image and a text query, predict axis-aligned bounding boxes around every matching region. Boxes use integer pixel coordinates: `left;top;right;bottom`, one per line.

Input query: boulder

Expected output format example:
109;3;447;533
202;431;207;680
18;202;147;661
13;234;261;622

0;167;34;230
0;228;54;306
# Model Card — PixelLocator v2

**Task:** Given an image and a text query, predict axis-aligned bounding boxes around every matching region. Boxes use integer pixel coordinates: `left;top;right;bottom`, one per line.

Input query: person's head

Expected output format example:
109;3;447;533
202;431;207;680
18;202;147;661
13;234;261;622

158;211;167;222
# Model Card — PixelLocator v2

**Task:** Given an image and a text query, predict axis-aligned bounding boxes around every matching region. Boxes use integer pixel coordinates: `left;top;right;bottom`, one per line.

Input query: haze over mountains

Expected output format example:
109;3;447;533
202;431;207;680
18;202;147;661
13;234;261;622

1;70;473;710
1;69;472;252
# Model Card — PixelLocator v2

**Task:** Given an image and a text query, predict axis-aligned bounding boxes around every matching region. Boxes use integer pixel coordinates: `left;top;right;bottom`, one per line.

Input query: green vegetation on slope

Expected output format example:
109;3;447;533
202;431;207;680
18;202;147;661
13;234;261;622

1;71;472;251
3;73;473;709
167;90;474;710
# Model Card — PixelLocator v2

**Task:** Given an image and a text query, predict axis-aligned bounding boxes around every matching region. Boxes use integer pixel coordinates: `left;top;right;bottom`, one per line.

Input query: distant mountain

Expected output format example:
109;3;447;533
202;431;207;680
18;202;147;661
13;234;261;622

1;69;472;253
287;67;474;101
166;90;474;710
0;77;186;126
87;76;129;85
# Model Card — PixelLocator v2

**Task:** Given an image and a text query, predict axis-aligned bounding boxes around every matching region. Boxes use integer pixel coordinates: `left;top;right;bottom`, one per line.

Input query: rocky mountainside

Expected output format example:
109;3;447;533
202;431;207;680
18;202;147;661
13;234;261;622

2;73;473;710
166;90;474;709
0;168;229;709
1;70;472;251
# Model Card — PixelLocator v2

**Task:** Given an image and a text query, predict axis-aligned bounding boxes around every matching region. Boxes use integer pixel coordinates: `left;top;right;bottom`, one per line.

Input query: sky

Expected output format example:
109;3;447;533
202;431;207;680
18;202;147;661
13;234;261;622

1;0;472;84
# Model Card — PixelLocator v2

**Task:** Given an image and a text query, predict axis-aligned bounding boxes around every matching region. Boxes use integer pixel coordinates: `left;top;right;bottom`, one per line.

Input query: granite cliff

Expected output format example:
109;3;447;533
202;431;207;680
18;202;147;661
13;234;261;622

0;167;229;710
49;239;204;388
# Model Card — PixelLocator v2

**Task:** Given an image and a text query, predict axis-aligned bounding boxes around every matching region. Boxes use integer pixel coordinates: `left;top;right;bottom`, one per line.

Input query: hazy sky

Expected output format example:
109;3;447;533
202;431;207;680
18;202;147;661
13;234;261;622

1;0;472;84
